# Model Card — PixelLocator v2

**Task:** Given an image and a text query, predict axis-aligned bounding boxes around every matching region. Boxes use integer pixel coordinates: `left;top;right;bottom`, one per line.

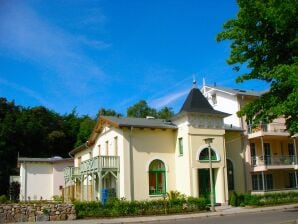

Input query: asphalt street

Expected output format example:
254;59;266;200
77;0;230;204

145;209;298;224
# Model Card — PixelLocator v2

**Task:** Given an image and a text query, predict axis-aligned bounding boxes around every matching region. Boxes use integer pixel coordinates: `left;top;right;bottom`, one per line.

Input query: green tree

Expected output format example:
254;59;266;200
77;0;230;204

75;116;96;147
157;106;174;119
96;108;122;118
217;0;298;134
127;100;157;118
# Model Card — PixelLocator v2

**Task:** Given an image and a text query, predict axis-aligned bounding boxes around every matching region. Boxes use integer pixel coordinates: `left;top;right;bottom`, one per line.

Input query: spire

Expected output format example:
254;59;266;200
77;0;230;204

179;87;229;117
192;75;197;88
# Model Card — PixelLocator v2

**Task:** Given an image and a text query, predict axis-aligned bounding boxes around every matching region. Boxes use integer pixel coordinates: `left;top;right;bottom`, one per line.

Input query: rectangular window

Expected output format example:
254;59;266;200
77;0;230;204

178;138;183;156
252;174;264;191
265;174;273;190
114;136;118;156
289;173;296;188
252;175;258;190
264;143;271;165
105;141;109;155
250;143;256;166
211;94;217;105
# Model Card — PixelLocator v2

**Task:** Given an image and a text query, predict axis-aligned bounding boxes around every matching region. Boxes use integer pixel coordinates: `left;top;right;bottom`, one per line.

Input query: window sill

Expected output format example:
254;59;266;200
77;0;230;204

149;194;165;198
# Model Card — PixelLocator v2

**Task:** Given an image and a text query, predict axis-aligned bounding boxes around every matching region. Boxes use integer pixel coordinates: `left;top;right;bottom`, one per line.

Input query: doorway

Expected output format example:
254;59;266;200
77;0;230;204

198;169;216;203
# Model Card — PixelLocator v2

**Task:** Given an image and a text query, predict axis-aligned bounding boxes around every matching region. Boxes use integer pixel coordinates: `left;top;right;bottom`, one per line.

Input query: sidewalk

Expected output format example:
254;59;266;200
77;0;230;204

23;204;298;224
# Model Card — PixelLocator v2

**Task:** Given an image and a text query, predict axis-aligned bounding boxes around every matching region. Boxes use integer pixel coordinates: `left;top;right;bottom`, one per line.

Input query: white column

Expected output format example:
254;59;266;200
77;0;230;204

192;168;198;197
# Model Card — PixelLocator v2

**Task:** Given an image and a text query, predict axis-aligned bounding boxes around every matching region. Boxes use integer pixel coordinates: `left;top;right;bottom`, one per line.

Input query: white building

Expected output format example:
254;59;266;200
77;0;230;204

202;84;298;194
18;157;73;201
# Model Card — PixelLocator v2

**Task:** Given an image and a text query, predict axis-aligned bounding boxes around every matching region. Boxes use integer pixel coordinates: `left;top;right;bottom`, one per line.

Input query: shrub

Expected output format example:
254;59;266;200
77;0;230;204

229;192;238;206
231;192;298;207
0;195;8;203
73;195;208;219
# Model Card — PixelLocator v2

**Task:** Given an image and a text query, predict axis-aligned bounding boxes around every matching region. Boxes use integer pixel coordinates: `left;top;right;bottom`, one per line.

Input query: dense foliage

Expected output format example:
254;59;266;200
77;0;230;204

127;100;174;119
217;0;298;134
230;191;298;207
74;196;208;218
0;98;97;196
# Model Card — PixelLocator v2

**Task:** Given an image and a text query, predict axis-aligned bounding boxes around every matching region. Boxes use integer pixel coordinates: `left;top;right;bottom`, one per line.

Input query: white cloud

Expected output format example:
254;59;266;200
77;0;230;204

150;88;189;109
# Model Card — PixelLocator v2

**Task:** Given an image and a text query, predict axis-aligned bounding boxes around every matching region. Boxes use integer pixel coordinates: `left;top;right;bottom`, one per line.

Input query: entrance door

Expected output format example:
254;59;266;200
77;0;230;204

198;169;216;203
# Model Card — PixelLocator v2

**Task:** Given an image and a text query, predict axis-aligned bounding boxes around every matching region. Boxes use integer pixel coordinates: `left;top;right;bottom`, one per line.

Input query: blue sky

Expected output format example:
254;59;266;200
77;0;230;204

0;0;268;117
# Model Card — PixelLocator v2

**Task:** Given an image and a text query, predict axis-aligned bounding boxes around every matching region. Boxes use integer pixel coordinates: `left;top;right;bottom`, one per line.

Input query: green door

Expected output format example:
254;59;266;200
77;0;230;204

198;169;216;203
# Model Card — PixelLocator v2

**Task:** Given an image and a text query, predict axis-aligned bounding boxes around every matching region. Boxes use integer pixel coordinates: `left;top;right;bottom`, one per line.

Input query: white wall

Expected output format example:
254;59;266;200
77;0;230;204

52;161;74;196
20;162;52;201
203;87;241;127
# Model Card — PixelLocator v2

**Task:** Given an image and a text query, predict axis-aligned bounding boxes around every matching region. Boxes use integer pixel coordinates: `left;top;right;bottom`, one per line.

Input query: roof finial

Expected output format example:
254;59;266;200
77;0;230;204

192;75;197;88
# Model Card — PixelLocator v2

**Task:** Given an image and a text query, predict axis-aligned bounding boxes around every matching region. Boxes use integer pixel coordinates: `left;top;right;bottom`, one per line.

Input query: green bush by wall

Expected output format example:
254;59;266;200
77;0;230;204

230;192;298;207
74;197;208;218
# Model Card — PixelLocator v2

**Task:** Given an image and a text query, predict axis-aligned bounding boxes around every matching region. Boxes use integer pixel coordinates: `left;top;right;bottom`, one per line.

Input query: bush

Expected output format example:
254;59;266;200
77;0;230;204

74;195;209;219
0;195;8;203
229;192;238;207
231;192;298;207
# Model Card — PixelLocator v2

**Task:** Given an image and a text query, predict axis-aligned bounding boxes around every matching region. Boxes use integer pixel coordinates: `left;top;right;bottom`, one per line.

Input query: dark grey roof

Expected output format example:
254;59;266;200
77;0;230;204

179;87;229;117
205;85;262;97
18;157;73;163
101;116;177;129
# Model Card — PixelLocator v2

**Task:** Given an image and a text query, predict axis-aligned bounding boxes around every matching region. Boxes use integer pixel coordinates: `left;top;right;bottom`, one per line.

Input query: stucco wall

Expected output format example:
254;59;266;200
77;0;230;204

20;162;52;201
52;161;74;196
128;128;176;201
225;131;246;193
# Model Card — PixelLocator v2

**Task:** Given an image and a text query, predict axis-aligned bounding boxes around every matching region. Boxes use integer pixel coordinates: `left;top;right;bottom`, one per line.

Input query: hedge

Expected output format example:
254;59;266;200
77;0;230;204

229;191;298;207
74;197;208;218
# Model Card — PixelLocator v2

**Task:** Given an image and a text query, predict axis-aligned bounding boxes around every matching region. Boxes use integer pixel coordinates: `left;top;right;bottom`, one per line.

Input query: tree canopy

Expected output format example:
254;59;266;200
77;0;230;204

127;100;174;119
217;0;298;134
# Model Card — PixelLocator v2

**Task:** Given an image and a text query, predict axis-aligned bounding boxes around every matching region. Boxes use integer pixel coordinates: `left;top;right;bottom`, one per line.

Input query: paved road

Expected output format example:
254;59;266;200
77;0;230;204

145;208;298;224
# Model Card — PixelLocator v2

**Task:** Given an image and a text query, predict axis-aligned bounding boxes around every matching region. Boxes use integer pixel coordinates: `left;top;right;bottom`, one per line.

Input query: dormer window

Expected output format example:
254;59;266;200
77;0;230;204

211;94;217;105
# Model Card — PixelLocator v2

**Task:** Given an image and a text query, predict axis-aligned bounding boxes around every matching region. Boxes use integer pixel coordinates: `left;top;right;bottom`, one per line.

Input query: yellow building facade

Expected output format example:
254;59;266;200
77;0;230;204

64;85;247;204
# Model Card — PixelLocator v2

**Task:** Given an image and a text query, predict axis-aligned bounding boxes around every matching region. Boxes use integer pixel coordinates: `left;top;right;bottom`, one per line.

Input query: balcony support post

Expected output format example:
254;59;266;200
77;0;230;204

261;137;265;165
293;137;297;165
262;171;265;191
81;175;84;201
295;170;298;188
98;172;102;202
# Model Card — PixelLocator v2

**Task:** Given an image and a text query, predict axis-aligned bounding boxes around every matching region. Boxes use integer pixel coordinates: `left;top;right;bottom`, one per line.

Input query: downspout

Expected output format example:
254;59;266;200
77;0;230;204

129;126;135;200
241;133;248;192
222;135;227;203
24;162;27;202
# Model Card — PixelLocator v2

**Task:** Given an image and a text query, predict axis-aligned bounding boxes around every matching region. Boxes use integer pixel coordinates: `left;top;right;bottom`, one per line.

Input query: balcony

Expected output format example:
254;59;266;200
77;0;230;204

247;123;289;139
64;166;80;182
64;156;120;182
80;156;120;174
251;155;297;171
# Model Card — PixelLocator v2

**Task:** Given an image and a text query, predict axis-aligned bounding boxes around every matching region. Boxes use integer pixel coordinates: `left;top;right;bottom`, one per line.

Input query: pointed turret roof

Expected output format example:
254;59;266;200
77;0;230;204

179;87;229;117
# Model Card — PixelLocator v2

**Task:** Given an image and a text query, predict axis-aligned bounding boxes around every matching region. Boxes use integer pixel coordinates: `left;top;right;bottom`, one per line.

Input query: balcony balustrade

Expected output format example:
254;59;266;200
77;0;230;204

64;156;120;182
251;155;297;167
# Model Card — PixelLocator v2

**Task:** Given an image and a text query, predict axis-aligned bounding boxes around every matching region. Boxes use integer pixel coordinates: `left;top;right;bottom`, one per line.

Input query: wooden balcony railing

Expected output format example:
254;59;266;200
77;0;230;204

251;155;296;166
64;156;120;182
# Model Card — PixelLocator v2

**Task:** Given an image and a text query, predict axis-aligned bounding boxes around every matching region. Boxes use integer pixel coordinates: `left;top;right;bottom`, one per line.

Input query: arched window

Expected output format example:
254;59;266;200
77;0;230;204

227;159;234;190
199;148;218;161
149;159;166;195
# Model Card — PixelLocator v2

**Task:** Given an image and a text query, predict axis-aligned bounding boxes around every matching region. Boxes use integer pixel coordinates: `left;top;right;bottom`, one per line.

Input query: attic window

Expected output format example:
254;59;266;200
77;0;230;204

211;94;217;105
